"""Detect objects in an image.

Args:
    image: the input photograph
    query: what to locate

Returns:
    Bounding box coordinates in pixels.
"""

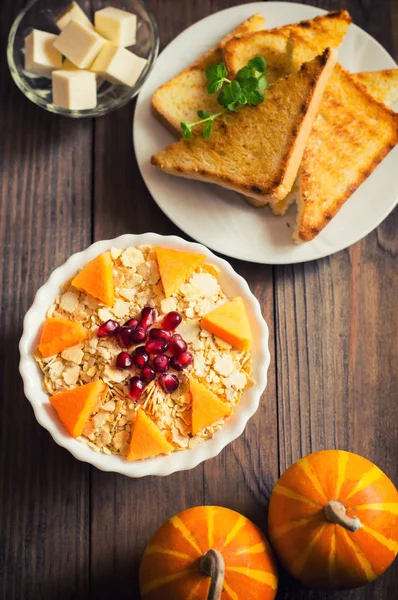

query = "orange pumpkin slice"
[201,297,252,351]
[38,316,88,358]
[154,247,206,297]
[50,380,107,437]
[127,409,174,461]
[202,263,221,277]
[190,377,232,435]
[71,251,115,306]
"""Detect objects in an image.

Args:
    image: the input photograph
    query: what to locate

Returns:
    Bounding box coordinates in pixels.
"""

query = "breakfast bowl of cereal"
[19,233,270,477]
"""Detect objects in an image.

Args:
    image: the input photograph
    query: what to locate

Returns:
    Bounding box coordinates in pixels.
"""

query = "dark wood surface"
[1,0,397,598]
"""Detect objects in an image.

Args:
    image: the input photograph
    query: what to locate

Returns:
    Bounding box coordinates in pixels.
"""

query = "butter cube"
[56,1,93,31]
[24,29,62,77]
[52,70,97,110]
[62,58,104,88]
[94,7,136,47]
[61,58,80,71]
[53,19,106,68]
[91,43,147,87]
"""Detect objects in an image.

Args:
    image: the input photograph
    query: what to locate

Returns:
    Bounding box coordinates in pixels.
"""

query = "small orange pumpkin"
[139,506,278,600]
[268,450,398,589]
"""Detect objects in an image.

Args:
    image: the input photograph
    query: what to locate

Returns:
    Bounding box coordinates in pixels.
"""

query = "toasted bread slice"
[294,64,398,242]
[151,49,337,204]
[286,10,351,72]
[272,68,398,216]
[223,30,290,82]
[351,70,398,106]
[224,10,351,77]
[152,14,265,137]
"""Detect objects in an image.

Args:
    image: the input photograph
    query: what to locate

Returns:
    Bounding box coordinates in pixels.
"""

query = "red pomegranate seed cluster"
[97,307,193,400]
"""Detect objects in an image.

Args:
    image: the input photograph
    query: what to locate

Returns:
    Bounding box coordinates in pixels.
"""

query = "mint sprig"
[181,56,267,140]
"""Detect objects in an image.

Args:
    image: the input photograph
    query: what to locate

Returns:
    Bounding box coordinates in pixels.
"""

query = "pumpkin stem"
[324,500,362,532]
[200,549,225,600]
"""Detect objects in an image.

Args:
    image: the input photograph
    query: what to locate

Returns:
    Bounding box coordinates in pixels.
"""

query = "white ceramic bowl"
[19,233,270,477]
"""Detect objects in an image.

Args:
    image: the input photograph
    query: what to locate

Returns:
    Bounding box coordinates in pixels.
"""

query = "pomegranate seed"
[158,373,179,393]
[139,306,156,329]
[171,352,193,370]
[130,326,147,344]
[178,351,193,367]
[169,356,183,371]
[124,318,139,331]
[141,367,156,383]
[145,338,168,355]
[116,352,133,369]
[169,334,187,356]
[149,328,170,341]
[128,376,145,400]
[132,347,149,369]
[162,311,182,331]
[97,319,119,338]
[118,326,134,347]
[153,354,170,373]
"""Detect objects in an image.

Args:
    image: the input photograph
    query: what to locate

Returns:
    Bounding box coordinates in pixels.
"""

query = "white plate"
[19,233,270,477]
[133,1,398,264]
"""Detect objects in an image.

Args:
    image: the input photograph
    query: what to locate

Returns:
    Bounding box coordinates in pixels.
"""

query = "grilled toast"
[267,66,398,217]
[224,10,351,77]
[293,62,398,242]
[272,68,398,217]
[351,70,398,106]
[151,14,265,137]
[270,33,398,219]
[151,50,337,204]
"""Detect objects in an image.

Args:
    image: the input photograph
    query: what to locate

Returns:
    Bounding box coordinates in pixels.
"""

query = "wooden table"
[1,0,397,598]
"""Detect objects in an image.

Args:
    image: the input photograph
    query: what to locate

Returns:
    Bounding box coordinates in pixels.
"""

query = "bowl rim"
[19,233,271,477]
[7,0,160,118]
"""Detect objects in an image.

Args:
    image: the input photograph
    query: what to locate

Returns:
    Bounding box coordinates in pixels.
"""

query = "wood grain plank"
[274,1,398,598]
[203,260,278,535]
[0,2,92,598]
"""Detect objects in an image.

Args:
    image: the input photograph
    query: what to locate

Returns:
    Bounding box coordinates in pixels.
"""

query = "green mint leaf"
[205,62,228,82]
[217,80,241,107]
[242,77,259,92]
[197,109,210,119]
[238,90,247,105]
[248,56,266,72]
[205,64,221,82]
[181,122,192,139]
[217,62,228,79]
[217,86,230,107]
[236,65,251,81]
[208,79,224,95]
[203,120,213,140]
[247,89,264,105]
[229,80,241,102]
[227,102,238,111]
[257,75,267,90]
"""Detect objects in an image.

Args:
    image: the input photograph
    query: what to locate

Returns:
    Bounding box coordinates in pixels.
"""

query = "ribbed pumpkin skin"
[139,506,278,600]
[268,450,398,589]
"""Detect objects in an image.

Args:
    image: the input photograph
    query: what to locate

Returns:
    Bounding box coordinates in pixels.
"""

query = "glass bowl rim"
[7,0,160,118]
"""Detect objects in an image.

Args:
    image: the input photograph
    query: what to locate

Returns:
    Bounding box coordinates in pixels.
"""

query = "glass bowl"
[7,0,159,117]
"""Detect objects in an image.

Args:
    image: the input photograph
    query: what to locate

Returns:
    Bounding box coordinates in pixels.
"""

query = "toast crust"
[151,14,265,137]
[276,48,337,200]
[151,49,337,204]
[224,10,351,77]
